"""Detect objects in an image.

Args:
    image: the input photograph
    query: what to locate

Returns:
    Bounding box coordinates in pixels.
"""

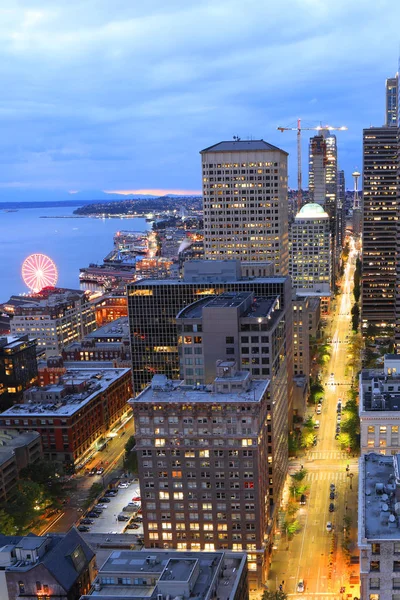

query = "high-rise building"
[289,203,331,299]
[386,74,398,126]
[127,259,293,417]
[337,169,346,250]
[361,127,398,332]
[0,335,38,405]
[175,291,288,506]
[308,135,327,204]
[7,288,96,358]
[200,140,289,275]
[130,364,273,588]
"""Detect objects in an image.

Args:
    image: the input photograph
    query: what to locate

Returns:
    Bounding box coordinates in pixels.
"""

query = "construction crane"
[277,119,348,213]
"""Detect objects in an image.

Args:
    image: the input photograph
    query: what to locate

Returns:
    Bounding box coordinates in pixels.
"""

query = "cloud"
[0,0,397,193]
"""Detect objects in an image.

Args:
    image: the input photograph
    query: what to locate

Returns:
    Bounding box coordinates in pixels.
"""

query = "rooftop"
[131,375,269,405]
[0,367,130,418]
[87,317,129,340]
[176,291,279,321]
[296,202,329,219]
[200,139,287,154]
[0,430,40,465]
[128,275,287,289]
[359,453,400,542]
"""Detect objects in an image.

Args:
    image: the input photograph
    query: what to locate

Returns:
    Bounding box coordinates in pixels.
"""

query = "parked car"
[132,496,141,502]
[80,518,94,525]
[87,511,100,518]
[78,525,90,532]
[316,406,322,415]
[336,425,341,434]
[314,420,320,429]
[329,491,335,500]
[105,490,118,496]
[330,483,335,491]
[297,580,305,593]
[337,415,342,423]
[127,523,140,529]
[132,516,143,522]
[300,494,306,505]
[100,497,111,503]
[97,503,108,509]
[97,467,104,474]
[118,514,130,521]
[326,522,333,532]
[329,503,335,512]
[118,482,129,489]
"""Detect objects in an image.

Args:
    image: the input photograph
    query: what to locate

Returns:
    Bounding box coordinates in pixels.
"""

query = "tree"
[262,591,288,600]
[5,480,50,532]
[0,509,17,535]
[303,416,315,430]
[20,459,62,485]
[301,430,315,449]
[291,468,307,482]
[351,303,360,332]
[124,435,138,474]
[84,482,104,509]
[282,519,300,538]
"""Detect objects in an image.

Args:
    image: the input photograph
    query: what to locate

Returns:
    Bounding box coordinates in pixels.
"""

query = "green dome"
[296,203,329,218]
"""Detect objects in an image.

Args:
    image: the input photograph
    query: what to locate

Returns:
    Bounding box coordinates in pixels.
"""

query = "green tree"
[291,468,307,482]
[262,591,288,600]
[282,519,301,538]
[351,303,360,332]
[0,509,17,534]
[124,435,138,474]
[84,482,104,509]
[301,430,315,449]
[5,480,49,532]
[303,416,315,430]
[20,459,62,485]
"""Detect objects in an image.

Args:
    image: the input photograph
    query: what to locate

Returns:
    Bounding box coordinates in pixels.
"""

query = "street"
[268,238,360,598]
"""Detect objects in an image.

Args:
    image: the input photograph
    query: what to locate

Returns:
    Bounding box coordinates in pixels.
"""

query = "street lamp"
[349,473,354,490]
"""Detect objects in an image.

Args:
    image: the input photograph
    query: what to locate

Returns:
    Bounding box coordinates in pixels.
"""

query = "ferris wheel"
[22,253,58,293]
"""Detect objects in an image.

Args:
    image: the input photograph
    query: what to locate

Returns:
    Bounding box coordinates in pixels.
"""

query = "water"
[0,207,150,301]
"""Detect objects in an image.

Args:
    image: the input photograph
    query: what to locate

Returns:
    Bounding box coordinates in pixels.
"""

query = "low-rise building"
[0,429,42,502]
[130,363,276,589]
[62,317,131,367]
[0,528,96,600]
[7,288,96,358]
[93,292,128,327]
[0,335,38,404]
[80,549,248,600]
[359,355,400,454]
[0,367,132,469]
[358,452,400,600]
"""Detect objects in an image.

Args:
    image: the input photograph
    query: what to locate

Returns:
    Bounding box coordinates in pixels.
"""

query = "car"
[127,523,140,529]
[105,490,118,496]
[329,491,335,500]
[326,521,333,532]
[330,483,335,491]
[330,373,334,378]
[312,436,317,446]
[132,516,143,522]
[90,468,97,475]
[80,518,94,525]
[297,580,305,593]
[128,502,140,507]
[314,420,320,429]
[97,503,108,509]
[336,425,341,433]
[300,494,306,505]
[316,406,322,415]
[118,514,130,521]
[335,433,339,440]
[329,503,335,512]
[78,525,90,532]
[87,511,100,518]
[118,482,129,489]
[132,496,141,502]
[97,467,105,474]
[133,478,139,482]
[100,497,111,503]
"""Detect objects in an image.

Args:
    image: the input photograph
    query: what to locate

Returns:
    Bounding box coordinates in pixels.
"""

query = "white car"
[326,521,333,532]
[297,580,305,593]
[118,482,129,489]
[316,406,322,415]
[97,503,108,509]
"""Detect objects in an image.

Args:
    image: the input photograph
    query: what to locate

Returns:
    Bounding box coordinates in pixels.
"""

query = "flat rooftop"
[359,453,400,541]
[86,318,129,340]
[129,276,287,288]
[132,377,269,405]
[361,369,400,411]
[0,368,130,418]
[200,139,287,154]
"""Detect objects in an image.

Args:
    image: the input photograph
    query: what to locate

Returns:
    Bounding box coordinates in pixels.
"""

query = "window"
[372,543,381,554]
[36,582,42,591]
[393,578,400,590]
[395,543,400,554]
[18,582,25,594]
[395,561,400,572]
[369,595,379,600]
[370,578,380,590]
[370,561,380,572]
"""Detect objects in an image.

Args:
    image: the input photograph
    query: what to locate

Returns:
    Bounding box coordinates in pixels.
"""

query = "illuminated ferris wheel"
[22,253,58,293]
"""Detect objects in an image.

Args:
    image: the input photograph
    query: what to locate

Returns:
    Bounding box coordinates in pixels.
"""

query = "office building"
[201,140,289,275]
[337,168,346,251]
[359,355,400,454]
[80,549,248,600]
[358,452,400,600]
[289,203,331,299]
[62,317,131,367]
[361,127,398,332]
[0,335,38,404]
[93,292,128,327]
[0,430,42,502]
[130,364,273,588]
[8,288,96,358]
[127,259,293,417]
[0,367,132,469]
[176,292,288,504]
[0,528,95,600]
[291,297,311,378]
[386,74,398,126]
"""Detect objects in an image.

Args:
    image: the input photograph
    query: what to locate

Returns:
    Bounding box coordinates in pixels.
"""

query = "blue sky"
[0,0,398,198]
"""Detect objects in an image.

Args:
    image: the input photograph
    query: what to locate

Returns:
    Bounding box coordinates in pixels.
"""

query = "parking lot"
[78,481,143,535]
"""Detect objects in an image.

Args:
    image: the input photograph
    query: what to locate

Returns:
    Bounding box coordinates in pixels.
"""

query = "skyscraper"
[337,169,346,250]
[361,126,398,332]
[201,140,289,275]
[386,74,398,127]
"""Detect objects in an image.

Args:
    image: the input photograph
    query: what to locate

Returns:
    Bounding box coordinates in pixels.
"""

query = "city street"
[268,238,360,598]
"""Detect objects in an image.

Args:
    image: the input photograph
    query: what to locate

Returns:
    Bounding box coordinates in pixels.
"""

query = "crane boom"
[277,121,348,213]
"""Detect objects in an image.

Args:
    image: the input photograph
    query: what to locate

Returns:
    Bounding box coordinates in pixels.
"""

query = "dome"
[296,202,329,219]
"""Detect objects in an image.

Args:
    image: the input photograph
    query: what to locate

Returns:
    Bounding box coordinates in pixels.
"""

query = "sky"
[0,0,399,199]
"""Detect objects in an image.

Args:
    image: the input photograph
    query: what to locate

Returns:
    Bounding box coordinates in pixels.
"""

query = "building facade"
[337,168,346,251]
[80,549,248,600]
[130,366,274,589]
[361,127,398,332]
[93,292,128,327]
[9,288,96,358]
[289,203,331,297]
[386,75,398,127]
[0,367,132,469]
[358,452,400,600]
[0,430,42,502]
[0,529,95,600]
[0,335,38,404]
[127,259,293,418]
[201,140,289,275]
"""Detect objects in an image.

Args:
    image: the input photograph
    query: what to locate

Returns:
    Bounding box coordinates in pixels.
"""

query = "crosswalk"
[306,471,348,482]
[307,451,351,460]
[287,595,343,599]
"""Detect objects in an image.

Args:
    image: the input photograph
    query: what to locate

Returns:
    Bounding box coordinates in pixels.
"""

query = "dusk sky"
[0,0,399,199]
